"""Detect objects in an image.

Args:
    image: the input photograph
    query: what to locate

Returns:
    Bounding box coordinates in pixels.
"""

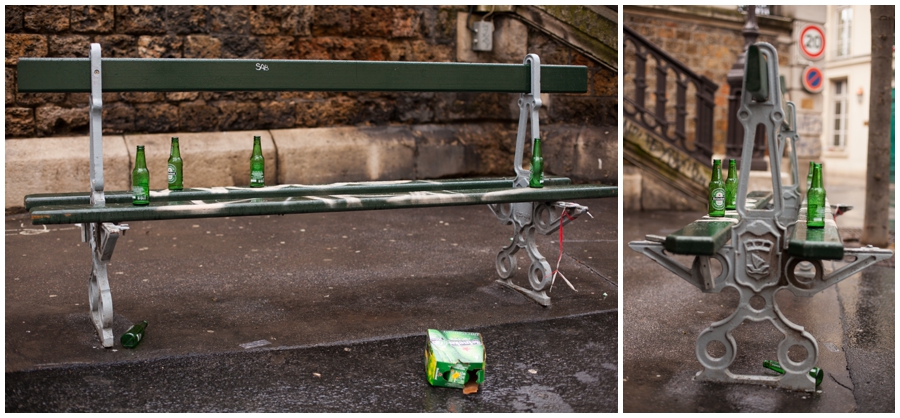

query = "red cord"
[551,210,575,279]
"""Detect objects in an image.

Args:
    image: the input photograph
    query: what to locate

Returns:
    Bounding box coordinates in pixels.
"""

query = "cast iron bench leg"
[490,201,589,306]
[83,222,128,347]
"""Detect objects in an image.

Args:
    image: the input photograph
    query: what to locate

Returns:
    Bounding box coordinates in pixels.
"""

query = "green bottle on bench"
[167,137,183,191]
[708,159,725,217]
[725,159,738,210]
[807,163,825,228]
[250,135,265,188]
[529,137,544,188]
[132,145,150,206]
[806,161,815,190]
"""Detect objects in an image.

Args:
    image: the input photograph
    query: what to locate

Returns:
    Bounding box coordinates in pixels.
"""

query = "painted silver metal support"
[512,54,542,188]
[488,53,583,306]
[778,102,801,225]
[89,43,105,207]
[627,240,733,293]
[88,222,128,347]
[628,42,893,393]
[490,201,590,306]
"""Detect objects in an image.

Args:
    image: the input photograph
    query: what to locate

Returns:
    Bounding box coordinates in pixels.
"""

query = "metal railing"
[624,25,718,167]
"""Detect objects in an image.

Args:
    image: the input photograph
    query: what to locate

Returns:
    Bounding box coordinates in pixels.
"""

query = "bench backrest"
[17,58,587,94]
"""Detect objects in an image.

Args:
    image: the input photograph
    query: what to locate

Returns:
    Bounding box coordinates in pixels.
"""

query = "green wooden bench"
[18,43,617,347]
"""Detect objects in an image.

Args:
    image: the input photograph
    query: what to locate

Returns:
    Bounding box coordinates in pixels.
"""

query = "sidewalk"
[5,198,617,412]
[623,206,894,412]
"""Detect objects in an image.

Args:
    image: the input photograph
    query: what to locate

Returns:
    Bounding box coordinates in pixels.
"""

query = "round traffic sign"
[801,66,824,94]
[799,24,825,60]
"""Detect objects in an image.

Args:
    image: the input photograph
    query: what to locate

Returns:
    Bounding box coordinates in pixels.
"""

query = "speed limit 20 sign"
[799,24,825,60]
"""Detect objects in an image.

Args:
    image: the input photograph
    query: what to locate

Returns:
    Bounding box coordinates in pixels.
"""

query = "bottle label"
[132,186,148,202]
[168,164,176,184]
[711,188,726,210]
[251,170,264,184]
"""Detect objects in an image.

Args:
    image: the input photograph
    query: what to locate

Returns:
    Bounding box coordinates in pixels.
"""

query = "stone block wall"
[6,5,616,147]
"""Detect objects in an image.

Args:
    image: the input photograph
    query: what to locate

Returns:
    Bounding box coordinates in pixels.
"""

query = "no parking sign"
[801,66,824,94]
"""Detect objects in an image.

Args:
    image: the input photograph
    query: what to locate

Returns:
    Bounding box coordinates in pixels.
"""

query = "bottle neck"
[253,138,262,155]
[135,148,147,168]
[812,164,823,188]
[532,138,542,156]
[728,161,737,176]
[170,140,180,158]
[711,161,722,181]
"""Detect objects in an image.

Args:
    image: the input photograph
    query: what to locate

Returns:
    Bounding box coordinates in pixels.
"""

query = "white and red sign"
[801,66,824,94]
[799,24,825,60]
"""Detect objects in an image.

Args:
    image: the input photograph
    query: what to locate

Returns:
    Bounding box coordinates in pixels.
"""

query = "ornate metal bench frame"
[628,43,892,392]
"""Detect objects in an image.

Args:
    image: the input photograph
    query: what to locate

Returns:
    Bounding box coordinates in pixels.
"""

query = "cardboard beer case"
[424,329,485,393]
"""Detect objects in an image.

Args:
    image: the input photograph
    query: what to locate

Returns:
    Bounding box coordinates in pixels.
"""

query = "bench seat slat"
[25,176,572,210]
[663,193,772,256]
[664,217,738,256]
[788,198,843,260]
[17,58,587,94]
[30,184,617,225]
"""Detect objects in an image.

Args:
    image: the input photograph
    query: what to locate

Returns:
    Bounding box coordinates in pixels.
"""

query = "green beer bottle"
[121,320,148,348]
[132,145,150,205]
[167,137,183,191]
[806,161,815,190]
[763,359,823,387]
[528,137,544,188]
[250,136,265,188]
[725,159,738,210]
[807,163,825,228]
[708,159,726,217]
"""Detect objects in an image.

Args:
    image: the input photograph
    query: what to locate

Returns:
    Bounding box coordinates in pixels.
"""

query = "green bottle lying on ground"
[121,321,148,348]
[708,159,725,217]
[132,145,150,206]
[763,359,823,387]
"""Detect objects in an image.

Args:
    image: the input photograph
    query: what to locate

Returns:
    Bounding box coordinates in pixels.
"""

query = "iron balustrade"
[624,25,718,167]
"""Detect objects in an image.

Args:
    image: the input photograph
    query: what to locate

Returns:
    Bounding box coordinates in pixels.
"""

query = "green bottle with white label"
[708,159,725,217]
[250,136,265,188]
[132,145,150,205]
[167,137,183,191]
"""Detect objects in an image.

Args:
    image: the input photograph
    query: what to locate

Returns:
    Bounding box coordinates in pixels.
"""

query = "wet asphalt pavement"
[5,198,617,412]
[623,208,894,413]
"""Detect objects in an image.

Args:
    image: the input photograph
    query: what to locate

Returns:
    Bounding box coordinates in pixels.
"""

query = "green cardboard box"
[425,329,485,391]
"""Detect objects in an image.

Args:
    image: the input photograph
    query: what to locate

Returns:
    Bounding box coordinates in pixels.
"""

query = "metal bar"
[624,26,717,90]
[31,184,618,225]
[512,54,542,188]
[17,58,587,94]
[88,44,105,207]
[25,176,574,210]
